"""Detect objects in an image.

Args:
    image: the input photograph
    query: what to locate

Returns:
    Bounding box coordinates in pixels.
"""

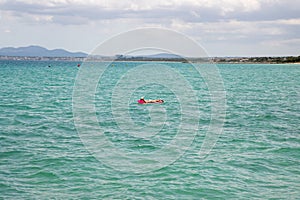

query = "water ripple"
[0,62,299,199]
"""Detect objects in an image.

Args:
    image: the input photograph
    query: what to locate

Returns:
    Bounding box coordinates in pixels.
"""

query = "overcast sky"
[0,0,299,56]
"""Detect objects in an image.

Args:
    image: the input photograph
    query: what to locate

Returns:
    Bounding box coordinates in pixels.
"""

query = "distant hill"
[140,53,182,59]
[0,45,87,57]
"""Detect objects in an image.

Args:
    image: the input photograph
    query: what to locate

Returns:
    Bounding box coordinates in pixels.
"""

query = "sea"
[0,60,299,199]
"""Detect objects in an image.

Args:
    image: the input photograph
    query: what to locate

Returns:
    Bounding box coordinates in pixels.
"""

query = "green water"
[0,61,299,199]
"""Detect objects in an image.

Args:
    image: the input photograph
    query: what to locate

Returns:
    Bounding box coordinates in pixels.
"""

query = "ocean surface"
[0,60,299,199]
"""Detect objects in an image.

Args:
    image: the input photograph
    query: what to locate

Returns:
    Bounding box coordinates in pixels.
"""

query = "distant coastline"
[0,45,299,64]
[1,55,300,64]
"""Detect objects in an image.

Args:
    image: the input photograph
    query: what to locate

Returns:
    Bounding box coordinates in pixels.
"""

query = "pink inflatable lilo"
[137,97,164,104]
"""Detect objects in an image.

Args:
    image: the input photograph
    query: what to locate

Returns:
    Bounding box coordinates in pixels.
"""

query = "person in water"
[139,97,164,104]
[139,97,146,103]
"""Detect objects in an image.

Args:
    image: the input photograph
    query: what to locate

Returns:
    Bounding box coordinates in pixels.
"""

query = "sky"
[0,0,299,57]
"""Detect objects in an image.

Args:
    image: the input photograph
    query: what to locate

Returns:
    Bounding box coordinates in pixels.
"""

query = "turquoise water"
[0,60,299,199]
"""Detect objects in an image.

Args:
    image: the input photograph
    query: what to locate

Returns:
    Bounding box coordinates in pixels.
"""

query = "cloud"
[0,0,299,56]
[0,0,279,24]
[1,0,299,28]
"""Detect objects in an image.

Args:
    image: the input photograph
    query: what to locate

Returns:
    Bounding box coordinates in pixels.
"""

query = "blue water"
[0,60,299,199]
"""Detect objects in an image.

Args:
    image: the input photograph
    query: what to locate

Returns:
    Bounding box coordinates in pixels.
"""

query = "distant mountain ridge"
[132,53,182,59]
[0,45,87,57]
[0,46,182,58]
[147,53,182,58]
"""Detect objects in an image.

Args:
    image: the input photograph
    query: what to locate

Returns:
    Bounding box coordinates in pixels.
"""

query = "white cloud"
[0,0,263,16]
[1,0,297,26]
[277,18,300,25]
[261,38,300,49]
[0,0,299,56]
[174,19,287,39]
[208,0,261,14]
